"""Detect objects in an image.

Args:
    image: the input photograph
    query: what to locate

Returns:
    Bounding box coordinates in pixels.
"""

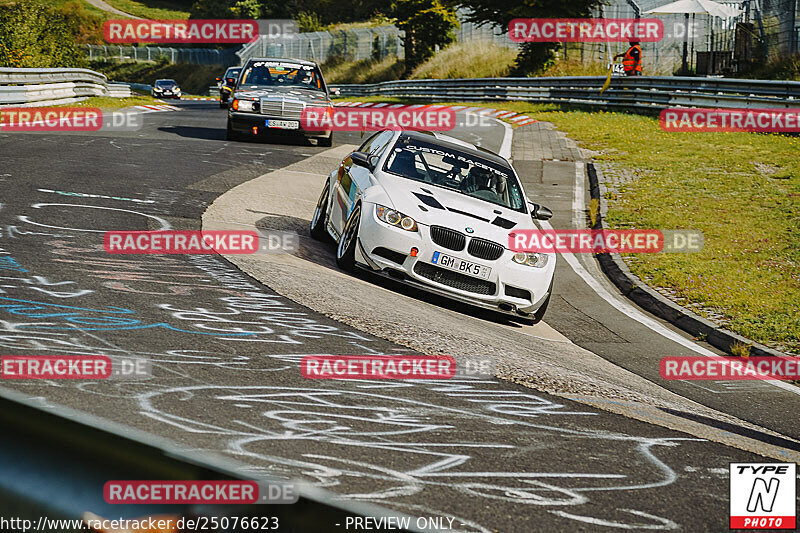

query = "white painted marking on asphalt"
[497,117,513,160]
[550,509,679,530]
[541,161,800,396]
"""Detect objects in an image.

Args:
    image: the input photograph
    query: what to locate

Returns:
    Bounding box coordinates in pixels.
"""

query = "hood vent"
[446,207,490,223]
[412,192,445,210]
[491,216,517,229]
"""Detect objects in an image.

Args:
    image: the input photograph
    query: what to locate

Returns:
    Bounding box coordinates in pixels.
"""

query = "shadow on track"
[158,126,321,147]
[251,210,532,328]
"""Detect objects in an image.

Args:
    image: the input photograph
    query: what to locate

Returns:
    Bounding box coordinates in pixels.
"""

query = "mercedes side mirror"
[529,203,553,221]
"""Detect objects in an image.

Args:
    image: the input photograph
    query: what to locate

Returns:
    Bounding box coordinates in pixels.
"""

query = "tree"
[0,0,85,68]
[388,0,458,73]
[457,0,603,74]
[190,0,260,19]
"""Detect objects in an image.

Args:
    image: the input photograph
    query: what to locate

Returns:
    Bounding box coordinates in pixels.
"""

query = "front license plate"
[265,119,299,130]
[431,251,491,280]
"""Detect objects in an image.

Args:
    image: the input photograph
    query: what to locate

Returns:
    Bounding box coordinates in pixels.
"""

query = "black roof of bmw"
[398,130,510,167]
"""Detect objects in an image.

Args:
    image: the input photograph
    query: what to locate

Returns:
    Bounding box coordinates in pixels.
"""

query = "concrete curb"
[587,162,788,358]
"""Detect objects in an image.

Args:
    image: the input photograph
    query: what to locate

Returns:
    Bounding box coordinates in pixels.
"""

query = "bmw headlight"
[512,252,548,268]
[376,205,418,232]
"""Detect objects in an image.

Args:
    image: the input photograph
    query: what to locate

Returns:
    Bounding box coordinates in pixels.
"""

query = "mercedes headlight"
[376,205,417,232]
[234,99,255,112]
[512,252,548,268]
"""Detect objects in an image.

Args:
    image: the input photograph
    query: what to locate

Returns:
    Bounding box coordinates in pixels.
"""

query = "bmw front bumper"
[354,203,555,316]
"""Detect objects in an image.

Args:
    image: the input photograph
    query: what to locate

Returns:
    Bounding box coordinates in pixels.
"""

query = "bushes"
[741,53,800,81]
[60,0,106,45]
[0,0,85,67]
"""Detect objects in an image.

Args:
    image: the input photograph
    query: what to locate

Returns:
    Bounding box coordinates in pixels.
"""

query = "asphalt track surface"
[0,100,793,532]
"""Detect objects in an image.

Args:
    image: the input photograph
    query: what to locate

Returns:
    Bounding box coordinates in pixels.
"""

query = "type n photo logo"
[730,463,796,529]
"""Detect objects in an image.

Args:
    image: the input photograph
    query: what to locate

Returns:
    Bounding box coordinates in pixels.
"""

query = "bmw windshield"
[238,60,325,92]
[383,136,526,212]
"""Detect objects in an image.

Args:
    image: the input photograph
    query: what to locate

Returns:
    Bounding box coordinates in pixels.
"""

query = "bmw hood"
[378,179,533,246]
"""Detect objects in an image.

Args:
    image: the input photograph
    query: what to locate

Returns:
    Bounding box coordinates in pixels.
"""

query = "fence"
[0,67,130,106]
[85,45,239,66]
[336,75,800,111]
[236,26,404,64]
[543,0,799,75]
[452,2,799,76]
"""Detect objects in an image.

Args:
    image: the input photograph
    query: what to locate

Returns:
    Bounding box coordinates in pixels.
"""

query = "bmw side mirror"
[350,151,373,169]
[530,203,553,221]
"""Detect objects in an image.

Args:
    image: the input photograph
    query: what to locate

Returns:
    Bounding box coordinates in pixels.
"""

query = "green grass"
[69,94,159,108]
[335,97,800,353]
[100,0,190,19]
[45,0,112,18]
[322,41,517,84]
[410,41,517,79]
[322,56,405,85]
[89,58,220,95]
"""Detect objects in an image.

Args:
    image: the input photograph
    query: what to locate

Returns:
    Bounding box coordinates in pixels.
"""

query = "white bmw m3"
[310,130,556,322]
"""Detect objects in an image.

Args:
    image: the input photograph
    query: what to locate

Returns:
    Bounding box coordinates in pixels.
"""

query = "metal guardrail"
[0,68,131,106]
[336,76,800,111]
[107,82,133,98]
[0,388,420,532]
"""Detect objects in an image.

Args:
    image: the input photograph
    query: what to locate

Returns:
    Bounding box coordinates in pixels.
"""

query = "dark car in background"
[216,66,242,109]
[151,79,181,99]
[226,58,333,146]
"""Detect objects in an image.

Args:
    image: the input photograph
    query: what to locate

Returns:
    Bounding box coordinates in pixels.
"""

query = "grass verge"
[335,96,800,353]
[410,41,517,79]
[322,56,405,85]
[68,94,159,108]
[100,0,190,19]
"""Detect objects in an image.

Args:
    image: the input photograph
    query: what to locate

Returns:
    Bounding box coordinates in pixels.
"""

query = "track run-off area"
[1,100,798,532]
